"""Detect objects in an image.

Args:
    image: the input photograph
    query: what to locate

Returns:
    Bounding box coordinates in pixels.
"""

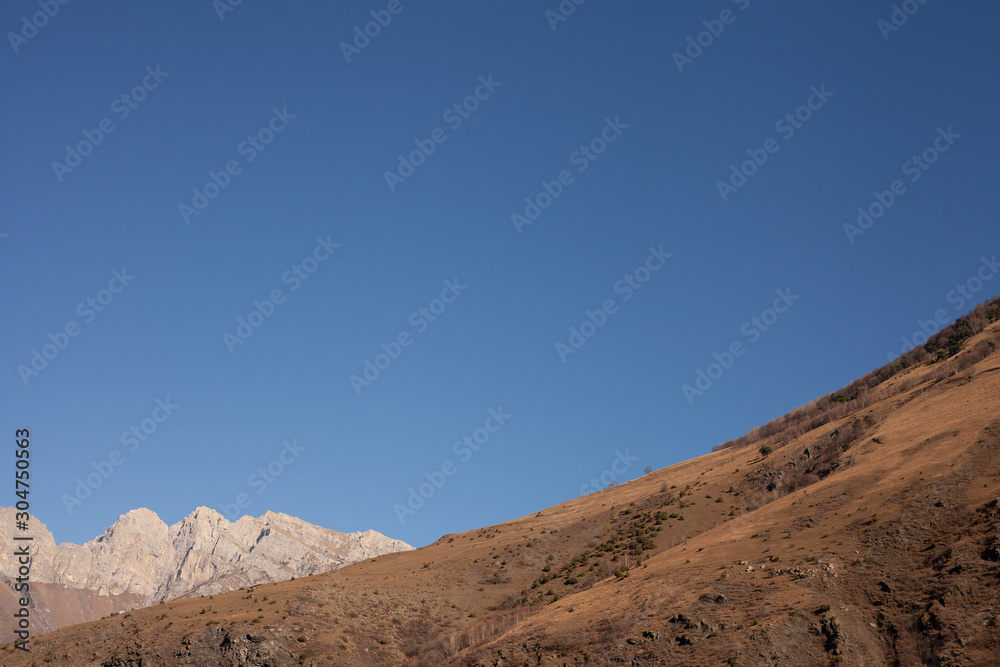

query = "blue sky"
[2,0,998,549]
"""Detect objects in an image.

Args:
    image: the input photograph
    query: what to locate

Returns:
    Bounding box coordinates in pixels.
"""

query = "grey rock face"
[0,506,411,606]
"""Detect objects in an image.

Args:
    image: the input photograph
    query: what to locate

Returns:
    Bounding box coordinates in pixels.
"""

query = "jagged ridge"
[0,506,411,639]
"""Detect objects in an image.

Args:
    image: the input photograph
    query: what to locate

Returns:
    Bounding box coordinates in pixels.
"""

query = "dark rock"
[820,617,842,654]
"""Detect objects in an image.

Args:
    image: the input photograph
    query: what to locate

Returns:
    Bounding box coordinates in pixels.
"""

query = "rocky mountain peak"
[0,506,412,640]
[188,506,225,521]
[98,507,169,544]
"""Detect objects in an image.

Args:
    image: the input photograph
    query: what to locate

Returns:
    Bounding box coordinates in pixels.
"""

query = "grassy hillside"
[5,304,1000,666]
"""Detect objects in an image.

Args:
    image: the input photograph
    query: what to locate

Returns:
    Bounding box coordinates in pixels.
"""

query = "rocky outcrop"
[0,506,411,637]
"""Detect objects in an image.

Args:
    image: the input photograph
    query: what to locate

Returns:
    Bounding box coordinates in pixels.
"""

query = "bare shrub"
[956,340,994,372]
[712,296,1000,456]
[479,571,511,585]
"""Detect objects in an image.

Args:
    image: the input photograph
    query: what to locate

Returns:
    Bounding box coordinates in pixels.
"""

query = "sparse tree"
[759,445,773,458]
[643,465,653,475]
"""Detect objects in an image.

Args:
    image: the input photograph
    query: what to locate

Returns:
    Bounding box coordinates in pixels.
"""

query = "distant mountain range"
[0,506,411,641]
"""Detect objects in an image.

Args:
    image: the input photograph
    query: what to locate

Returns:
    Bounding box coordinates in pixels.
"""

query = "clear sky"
[2,0,998,549]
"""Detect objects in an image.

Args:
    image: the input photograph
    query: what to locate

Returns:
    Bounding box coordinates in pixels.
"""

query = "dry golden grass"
[4,321,1000,666]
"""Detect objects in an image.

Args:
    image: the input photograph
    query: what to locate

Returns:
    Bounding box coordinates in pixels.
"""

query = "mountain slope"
[4,318,1000,666]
